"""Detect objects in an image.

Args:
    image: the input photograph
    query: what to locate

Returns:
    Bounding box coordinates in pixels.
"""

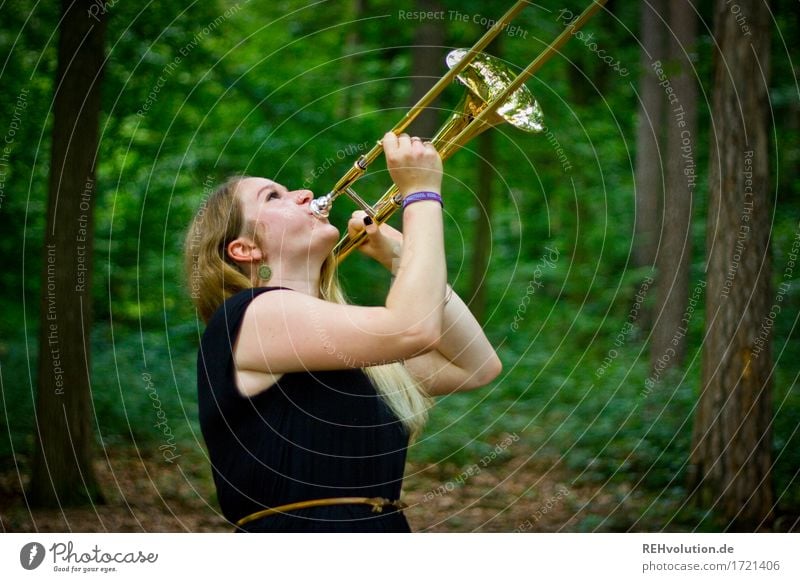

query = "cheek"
[260,209,295,232]
[274,206,303,225]
[260,212,308,250]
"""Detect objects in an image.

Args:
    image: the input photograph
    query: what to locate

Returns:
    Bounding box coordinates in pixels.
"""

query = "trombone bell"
[307,0,608,259]
[445,48,544,138]
[330,49,545,261]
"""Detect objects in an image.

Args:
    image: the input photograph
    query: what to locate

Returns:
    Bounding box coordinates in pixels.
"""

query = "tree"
[689,0,773,530]
[467,131,494,323]
[408,0,446,140]
[633,0,665,272]
[650,0,698,372]
[29,0,107,507]
[338,0,366,120]
[465,31,504,323]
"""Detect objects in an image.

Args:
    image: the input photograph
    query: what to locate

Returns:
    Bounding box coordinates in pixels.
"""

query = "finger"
[353,208,377,231]
[423,141,442,165]
[383,131,399,155]
[422,140,438,153]
[362,214,378,235]
[397,133,412,150]
[347,213,366,228]
[347,212,378,236]
[347,212,368,236]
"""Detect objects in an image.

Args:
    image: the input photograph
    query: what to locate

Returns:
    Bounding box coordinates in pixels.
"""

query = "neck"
[251,257,325,298]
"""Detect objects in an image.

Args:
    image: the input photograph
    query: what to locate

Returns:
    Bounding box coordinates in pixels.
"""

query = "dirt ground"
[0,443,787,533]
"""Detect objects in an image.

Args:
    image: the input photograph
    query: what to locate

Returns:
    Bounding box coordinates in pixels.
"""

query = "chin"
[311,223,341,253]
[318,221,340,240]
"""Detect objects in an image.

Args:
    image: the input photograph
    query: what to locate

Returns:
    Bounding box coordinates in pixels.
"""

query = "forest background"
[0,0,797,532]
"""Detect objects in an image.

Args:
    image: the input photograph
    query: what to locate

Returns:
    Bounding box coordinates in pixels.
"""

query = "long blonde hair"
[184,176,432,439]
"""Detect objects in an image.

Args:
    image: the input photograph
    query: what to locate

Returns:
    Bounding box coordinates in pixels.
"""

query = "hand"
[347,211,403,271]
[382,132,443,198]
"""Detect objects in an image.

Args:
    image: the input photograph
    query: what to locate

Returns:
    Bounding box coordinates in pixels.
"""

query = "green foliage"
[1,0,798,529]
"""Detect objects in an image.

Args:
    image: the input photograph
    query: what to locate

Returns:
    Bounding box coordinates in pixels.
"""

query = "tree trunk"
[689,0,773,530]
[29,0,107,507]
[338,0,366,119]
[633,0,665,271]
[650,0,697,373]
[467,131,494,323]
[408,0,445,139]
[466,32,504,323]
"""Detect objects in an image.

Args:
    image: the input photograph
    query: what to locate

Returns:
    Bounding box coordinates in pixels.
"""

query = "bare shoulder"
[231,290,298,397]
[231,287,436,379]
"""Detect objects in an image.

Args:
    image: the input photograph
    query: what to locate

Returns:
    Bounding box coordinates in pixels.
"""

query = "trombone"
[309,0,609,261]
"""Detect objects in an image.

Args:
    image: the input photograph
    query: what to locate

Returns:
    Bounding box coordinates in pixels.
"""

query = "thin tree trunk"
[650,0,697,373]
[633,0,665,272]
[689,0,773,530]
[338,0,366,119]
[468,131,494,323]
[466,32,504,323]
[29,0,107,507]
[409,0,444,139]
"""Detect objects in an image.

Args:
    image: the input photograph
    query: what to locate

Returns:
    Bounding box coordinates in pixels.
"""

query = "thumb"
[347,211,378,238]
[362,214,378,236]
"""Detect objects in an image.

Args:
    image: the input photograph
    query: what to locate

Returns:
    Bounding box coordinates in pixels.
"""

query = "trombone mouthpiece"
[310,193,333,218]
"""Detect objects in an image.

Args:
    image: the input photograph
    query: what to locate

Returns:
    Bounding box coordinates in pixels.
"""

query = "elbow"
[487,354,503,383]
[470,353,503,389]
[404,319,442,356]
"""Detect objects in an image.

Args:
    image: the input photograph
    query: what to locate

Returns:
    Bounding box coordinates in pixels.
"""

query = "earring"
[257,263,272,282]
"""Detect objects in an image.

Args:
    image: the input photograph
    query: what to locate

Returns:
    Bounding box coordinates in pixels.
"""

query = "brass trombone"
[309,0,609,261]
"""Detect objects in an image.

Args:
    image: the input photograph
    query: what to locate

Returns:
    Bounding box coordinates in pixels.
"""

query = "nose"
[294,189,313,205]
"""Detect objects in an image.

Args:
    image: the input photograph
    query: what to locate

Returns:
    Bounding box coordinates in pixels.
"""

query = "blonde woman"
[185,133,502,532]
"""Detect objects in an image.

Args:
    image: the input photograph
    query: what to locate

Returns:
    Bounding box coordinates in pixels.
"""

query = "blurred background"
[0,0,797,532]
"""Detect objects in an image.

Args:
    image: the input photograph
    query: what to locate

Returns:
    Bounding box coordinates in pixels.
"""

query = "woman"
[185,133,502,532]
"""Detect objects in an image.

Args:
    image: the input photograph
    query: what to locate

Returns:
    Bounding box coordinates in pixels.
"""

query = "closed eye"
[258,188,279,201]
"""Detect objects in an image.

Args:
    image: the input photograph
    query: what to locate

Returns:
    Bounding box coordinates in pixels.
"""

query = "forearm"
[385,203,446,335]
[436,284,501,379]
[380,235,494,375]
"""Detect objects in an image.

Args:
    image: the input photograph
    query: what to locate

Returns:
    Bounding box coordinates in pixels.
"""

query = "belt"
[236,497,408,528]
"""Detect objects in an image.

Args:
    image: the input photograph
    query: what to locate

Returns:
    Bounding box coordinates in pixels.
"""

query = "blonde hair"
[185,176,432,440]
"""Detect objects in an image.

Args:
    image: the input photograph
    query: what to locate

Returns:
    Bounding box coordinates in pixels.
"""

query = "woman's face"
[235,177,340,261]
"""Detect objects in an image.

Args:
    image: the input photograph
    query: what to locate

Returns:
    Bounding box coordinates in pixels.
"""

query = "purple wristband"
[402,191,443,209]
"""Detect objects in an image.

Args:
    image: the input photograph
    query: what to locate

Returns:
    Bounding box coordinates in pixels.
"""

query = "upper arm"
[403,349,503,396]
[233,290,438,375]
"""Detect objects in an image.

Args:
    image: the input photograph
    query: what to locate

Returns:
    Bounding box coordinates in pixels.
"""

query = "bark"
[689,0,773,530]
[29,0,107,507]
[633,0,665,271]
[338,0,366,119]
[408,0,445,139]
[467,131,494,323]
[650,0,698,372]
[465,33,504,322]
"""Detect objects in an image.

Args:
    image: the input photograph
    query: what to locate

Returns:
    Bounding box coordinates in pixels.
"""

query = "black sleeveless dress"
[197,287,412,532]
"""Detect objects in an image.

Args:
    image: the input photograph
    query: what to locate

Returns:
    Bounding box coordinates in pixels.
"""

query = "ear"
[226,237,264,266]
